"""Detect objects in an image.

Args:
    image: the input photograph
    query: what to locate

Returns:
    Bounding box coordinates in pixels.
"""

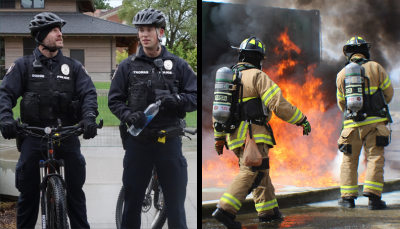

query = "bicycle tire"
[115,185,167,229]
[47,176,69,229]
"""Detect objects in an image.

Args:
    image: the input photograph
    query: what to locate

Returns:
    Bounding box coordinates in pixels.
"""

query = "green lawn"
[93,82,111,89]
[13,96,197,127]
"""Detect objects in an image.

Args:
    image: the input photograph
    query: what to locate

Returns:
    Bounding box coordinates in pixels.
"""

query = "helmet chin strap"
[156,28,162,52]
[35,31,58,53]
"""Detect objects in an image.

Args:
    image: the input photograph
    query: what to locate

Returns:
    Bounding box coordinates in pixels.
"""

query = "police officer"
[212,37,311,228]
[108,9,197,229]
[0,12,98,228]
[336,36,393,210]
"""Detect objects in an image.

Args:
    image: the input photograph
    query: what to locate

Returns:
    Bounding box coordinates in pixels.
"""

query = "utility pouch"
[157,125,183,138]
[376,124,390,147]
[338,128,354,154]
[52,91,60,112]
[69,98,81,123]
[129,81,149,112]
[119,122,128,150]
[242,98,266,120]
[59,92,68,112]
[21,92,40,124]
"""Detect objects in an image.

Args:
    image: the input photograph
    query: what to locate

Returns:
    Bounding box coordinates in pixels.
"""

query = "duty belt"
[131,125,183,142]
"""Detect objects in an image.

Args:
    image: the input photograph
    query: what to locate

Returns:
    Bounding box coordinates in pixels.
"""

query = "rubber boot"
[363,192,387,210]
[338,198,355,208]
[259,207,284,223]
[212,207,242,229]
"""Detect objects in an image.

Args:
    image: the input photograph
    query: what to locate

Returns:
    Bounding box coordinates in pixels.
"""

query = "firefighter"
[212,37,311,228]
[336,36,394,210]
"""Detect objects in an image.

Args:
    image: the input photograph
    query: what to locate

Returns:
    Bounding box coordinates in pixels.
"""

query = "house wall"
[4,36,116,82]
[106,14,123,23]
[0,0,77,12]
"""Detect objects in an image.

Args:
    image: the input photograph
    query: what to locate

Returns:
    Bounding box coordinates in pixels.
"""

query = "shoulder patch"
[82,66,90,77]
[6,63,15,75]
[187,63,196,75]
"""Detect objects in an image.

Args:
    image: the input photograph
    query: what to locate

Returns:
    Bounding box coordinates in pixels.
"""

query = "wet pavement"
[202,190,400,228]
[0,127,197,229]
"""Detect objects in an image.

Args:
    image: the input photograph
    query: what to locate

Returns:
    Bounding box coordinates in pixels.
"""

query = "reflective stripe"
[340,185,358,193]
[261,84,280,106]
[287,108,303,124]
[364,86,378,95]
[343,116,388,128]
[255,199,278,212]
[337,89,345,101]
[364,180,383,191]
[220,193,242,210]
[214,129,227,138]
[249,39,256,45]
[239,97,257,103]
[380,76,391,90]
[227,121,248,150]
[253,134,273,145]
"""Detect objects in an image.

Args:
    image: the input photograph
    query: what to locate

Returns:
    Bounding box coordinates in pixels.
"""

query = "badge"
[82,66,90,76]
[61,64,70,75]
[164,60,173,70]
[6,63,15,75]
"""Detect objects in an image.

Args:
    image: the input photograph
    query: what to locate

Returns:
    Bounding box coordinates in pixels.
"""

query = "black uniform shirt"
[0,48,98,122]
[108,46,197,124]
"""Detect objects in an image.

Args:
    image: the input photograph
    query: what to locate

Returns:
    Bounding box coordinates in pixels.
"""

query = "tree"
[116,50,129,64]
[94,0,113,10]
[118,0,197,52]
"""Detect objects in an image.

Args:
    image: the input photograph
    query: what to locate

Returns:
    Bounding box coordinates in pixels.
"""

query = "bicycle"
[115,126,197,229]
[15,117,103,229]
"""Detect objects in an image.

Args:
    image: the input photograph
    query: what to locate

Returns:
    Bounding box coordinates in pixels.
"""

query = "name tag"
[162,71,173,75]
[133,71,149,74]
[57,75,70,80]
[31,74,45,78]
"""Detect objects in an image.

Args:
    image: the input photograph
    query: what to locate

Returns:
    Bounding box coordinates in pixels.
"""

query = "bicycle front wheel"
[47,176,69,229]
[115,183,167,229]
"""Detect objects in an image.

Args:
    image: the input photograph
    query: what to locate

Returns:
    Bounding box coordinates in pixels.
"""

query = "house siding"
[4,36,116,81]
[0,0,77,12]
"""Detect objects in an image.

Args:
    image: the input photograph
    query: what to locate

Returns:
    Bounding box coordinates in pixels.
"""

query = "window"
[0,38,5,79]
[23,38,36,56]
[70,50,85,66]
[0,0,15,9]
[21,0,45,9]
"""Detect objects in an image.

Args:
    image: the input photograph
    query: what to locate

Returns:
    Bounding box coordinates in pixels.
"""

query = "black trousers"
[15,136,90,229]
[121,136,188,229]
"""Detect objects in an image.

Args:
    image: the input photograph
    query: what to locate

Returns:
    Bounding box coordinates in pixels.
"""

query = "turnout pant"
[338,122,390,198]
[121,136,188,229]
[218,143,278,216]
[16,136,89,229]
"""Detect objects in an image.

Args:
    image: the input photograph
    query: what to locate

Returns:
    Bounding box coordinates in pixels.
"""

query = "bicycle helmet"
[343,36,371,59]
[231,37,267,60]
[29,12,66,37]
[132,9,166,29]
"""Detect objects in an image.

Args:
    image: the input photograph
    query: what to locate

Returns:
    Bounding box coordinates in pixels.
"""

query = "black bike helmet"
[343,36,371,57]
[29,12,66,37]
[231,37,267,60]
[132,8,166,29]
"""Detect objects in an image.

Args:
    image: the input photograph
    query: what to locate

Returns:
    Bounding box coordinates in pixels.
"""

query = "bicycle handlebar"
[183,128,197,135]
[16,117,103,137]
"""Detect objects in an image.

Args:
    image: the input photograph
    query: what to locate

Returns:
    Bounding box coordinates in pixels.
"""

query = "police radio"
[212,67,241,133]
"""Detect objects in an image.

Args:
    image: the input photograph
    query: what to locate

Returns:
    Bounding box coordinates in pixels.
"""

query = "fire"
[203,28,343,189]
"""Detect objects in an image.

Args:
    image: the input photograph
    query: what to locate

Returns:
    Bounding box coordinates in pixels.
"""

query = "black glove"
[297,117,311,136]
[1,117,17,140]
[127,111,146,129]
[83,115,97,139]
[161,94,181,109]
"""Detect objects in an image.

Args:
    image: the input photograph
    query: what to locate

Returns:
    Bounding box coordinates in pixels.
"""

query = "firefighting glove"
[0,117,17,140]
[215,139,226,155]
[161,94,181,110]
[83,114,97,139]
[127,111,146,129]
[297,117,311,136]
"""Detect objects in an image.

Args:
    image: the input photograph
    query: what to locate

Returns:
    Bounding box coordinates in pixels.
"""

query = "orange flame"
[203,28,342,189]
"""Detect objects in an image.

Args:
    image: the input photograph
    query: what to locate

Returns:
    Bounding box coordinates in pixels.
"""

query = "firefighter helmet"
[231,37,266,60]
[343,36,371,57]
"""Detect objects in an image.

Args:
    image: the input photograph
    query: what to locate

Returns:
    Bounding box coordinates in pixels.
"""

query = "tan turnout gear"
[215,63,306,215]
[336,54,394,198]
